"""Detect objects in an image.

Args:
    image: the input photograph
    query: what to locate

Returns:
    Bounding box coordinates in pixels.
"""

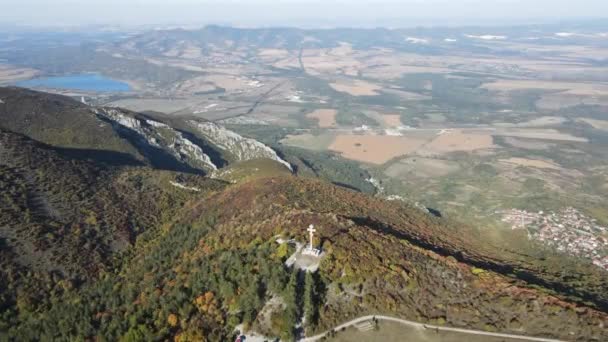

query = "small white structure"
[354,125,370,132]
[384,129,403,136]
[437,129,453,135]
[302,224,322,256]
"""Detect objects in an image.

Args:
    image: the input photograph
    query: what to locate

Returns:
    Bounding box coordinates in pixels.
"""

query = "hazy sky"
[2,0,608,28]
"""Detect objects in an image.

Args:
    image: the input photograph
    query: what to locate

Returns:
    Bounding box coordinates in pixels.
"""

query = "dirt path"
[300,315,565,342]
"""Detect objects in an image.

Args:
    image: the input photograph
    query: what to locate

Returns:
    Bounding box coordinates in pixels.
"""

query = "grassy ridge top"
[0,87,140,156]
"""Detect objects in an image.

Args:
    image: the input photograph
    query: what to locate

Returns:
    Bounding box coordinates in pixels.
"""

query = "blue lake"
[16,74,131,92]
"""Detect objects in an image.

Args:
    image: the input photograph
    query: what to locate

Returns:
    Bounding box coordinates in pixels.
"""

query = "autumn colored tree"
[167,314,179,327]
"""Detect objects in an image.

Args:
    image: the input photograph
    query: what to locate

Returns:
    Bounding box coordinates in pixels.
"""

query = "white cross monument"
[307,224,316,250]
[303,224,321,256]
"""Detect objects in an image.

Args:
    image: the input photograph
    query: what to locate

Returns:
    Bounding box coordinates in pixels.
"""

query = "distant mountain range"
[0,87,607,341]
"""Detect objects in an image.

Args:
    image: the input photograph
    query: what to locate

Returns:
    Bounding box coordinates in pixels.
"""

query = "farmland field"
[329,134,429,164]
[307,109,338,128]
[329,80,382,96]
[417,130,495,156]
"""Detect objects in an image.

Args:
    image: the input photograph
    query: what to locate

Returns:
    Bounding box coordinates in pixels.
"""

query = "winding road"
[300,315,565,342]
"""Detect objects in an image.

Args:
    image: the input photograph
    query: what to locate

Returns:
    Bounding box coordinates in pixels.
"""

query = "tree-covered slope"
[179,177,608,339]
[4,174,606,341]
[0,128,227,338]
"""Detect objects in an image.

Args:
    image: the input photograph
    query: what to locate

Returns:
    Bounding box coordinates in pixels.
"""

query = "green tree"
[277,243,289,260]
[239,276,262,324]
[282,270,300,341]
[303,271,317,328]
[120,324,153,342]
